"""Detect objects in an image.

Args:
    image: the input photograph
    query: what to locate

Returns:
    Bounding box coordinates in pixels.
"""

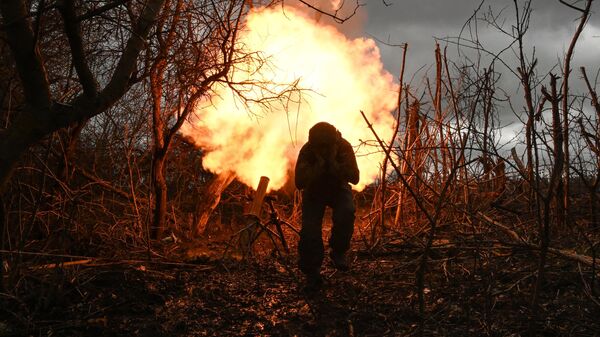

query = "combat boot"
[330,251,350,271]
[303,271,323,292]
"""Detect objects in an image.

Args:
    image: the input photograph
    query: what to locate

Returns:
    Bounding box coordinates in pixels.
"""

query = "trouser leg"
[329,185,355,255]
[298,194,326,275]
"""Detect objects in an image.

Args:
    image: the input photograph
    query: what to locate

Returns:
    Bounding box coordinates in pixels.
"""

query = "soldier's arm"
[336,139,360,185]
[294,145,324,189]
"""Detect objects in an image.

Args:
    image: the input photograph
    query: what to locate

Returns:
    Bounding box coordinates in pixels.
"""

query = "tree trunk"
[560,0,593,226]
[395,100,420,226]
[152,152,168,239]
[194,171,235,236]
[150,61,167,238]
[0,194,5,292]
[530,74,564,335]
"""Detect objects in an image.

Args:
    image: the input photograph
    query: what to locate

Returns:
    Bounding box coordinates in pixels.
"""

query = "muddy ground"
[2,212,600,337]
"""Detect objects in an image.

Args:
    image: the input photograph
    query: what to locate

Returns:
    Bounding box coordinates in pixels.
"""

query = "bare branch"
[77,0,129,21]
[97,0,166,111]
[0,0,52,111]
[58,0,99,97]
[581,66,600,115]
[296,0,360,24]
[559,0,586,12]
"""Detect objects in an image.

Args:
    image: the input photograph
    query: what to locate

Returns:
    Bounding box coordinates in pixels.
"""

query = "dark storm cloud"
[364,0,599,40]
[365,0,484,31]
[350,0,600,147]
[361,0,599,77]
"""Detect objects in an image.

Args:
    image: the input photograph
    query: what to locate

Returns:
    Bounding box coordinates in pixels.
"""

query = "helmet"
[308,122,339,145]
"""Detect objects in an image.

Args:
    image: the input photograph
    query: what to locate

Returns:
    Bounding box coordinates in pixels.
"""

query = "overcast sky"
[325,0,600,144]
[362,0,600,83]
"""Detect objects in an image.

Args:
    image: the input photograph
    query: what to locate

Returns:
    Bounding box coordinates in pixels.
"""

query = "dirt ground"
[2,215,600,337]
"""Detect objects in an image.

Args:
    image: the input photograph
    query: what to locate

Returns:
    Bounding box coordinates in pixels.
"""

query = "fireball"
[181,6,397,191]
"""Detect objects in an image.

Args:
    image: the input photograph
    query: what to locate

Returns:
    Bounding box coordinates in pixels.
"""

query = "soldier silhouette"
[294,122,359,290]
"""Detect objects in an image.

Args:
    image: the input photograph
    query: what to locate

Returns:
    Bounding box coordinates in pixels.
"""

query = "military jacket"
[294,137,359,195]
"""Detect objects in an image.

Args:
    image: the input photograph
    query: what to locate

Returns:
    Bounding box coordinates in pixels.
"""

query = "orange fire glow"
[181,6,398,191]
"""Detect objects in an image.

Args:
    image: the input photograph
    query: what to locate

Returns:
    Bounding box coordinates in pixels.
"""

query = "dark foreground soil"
[2,219,600,337]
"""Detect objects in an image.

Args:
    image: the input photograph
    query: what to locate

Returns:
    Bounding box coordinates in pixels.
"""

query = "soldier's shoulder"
[299,142,310,150]
[298,142,313,155]
[338,137,354,149]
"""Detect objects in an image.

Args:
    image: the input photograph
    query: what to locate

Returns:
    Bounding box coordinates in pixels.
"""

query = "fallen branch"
[478,212,599,270]
[0,250,215,270]
[31,259,92,270]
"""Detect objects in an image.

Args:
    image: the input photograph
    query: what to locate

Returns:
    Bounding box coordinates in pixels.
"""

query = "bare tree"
[0,0,168,291]
[145,0,249,238]
[0,0,167,190]
[558,0,593,225]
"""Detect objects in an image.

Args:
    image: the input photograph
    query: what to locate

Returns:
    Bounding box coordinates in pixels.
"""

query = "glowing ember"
[181,6,397,191]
